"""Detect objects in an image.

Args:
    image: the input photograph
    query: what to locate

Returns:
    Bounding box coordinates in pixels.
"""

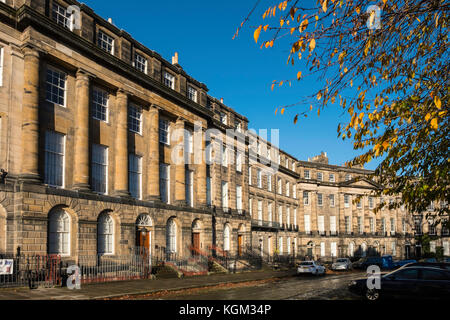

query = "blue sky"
[82,0,381,170]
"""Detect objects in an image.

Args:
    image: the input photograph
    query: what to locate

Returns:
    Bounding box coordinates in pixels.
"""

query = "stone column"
[73,69,92,191]
[21,46,41,182]
[174,117,186,205]
[195,126,207,207]
[145,105,160,201]
[113,89,130,197]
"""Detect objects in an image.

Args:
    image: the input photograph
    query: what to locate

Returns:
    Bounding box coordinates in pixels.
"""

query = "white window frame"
[159,119,170,145]
[167,219,177,253]
[220,112,227,125]
[369,197,375,209]
[236,152,242,172]
[318,216,325,234]
[206,176,212,206]
[329,174,335,182]
[187,85,198,103]
[164,72,175,89]
[128,104,143,135]
[52,2,74,31]
[329,194,335,207]
[304,215,311,234]
[92,87,109,123]
[185,130,193,154]
[128,154,142,200]
[134,52,148,74]
[236,185,242,212]
[223,224,231,252]
[222,181,229,210]
[48,209,70,256]
[285,181,290,197]
[221,144,228,167]
[318,193,323,206]
[97,29,115,54]
[331,242,337,257]
[268,175,272,192]
[185,169,194,207]
[344,194,350,208]
[0,46,3,87]
[320,242,326,257]
[303,191,309,205]
[317,172,323,181]
[46,66,67,107]
[44,130,66,188]
[304,170,310,179]
[330,216,336,234]
[160,164,170,204]
[257,200,263,222]
[98,213,114,255]
[91,144,108,195]
[257,169,262,188]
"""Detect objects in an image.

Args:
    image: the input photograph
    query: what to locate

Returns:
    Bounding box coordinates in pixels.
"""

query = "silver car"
[297,261,326,275]
[332,258,352,271]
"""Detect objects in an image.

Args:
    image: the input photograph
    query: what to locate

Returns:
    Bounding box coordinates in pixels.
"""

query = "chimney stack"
[172,52,179,65]
[108,18,113,24]
[220,98,224,104]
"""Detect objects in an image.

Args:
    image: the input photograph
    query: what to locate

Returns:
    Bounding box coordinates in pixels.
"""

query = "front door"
[137,228,151,255]
[405,245,411,259]
[192,233,200,255]
[238,235,243,256]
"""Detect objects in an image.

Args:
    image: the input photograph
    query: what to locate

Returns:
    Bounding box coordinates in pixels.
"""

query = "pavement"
[0,269,297,300]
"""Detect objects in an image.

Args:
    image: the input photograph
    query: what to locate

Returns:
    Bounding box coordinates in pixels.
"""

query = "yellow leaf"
[355,7,361,14]
[279,81,284,87]
[294,114,299,124]
[281,108,285,115]
[434,96,442,109]
[263,25,269,32]
[309,38,316,52]
[254,25,262,43]
[322,0,328,13]
[290,27,296,35]
[271,83,275,91]
[318,109,321,117]
[430,118,439,130]
[317,92,322,100]
[310,105,313,111]
[425,113,431,122]
[382,141,389,150]
[315,15,319,21]
[297,71,302,80]
[275,108,278,115]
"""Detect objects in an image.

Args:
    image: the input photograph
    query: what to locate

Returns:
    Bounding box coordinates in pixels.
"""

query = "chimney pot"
[220,98,224,103]
[172,52,179,65]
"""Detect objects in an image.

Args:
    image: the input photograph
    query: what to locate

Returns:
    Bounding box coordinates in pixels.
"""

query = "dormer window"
[97,30,114,54]
[187,86,198,103]
[134,53,148,74]
[345,174,352,181]
[164,72,175,89]
[235,120,242,132]
[52,3,74,31]
[220,112,227,125]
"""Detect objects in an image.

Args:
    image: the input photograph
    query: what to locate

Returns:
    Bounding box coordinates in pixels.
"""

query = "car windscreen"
[300,262,313,266]
[336,259,347,262]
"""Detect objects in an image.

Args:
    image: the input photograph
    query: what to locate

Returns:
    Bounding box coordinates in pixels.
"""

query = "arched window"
[98,213,114,255]
[223,224,231,252]
[361,243,367,257]
[348,242,355,257]
[48,209,70,255]
[166,219,177,253]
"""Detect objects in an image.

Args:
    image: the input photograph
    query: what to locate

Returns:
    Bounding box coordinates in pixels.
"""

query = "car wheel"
[365,289,380,301]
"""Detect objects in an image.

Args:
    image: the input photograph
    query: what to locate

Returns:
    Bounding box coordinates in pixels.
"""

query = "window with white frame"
[344,194,350,208]
[358,217,363,234]
[268,175,272,192]
[293,185,297,199]
[345,174,352,181]
[402,218,406,233]
[220,112,227,125]
[221,181,228,210]
[257,200,263,222]
[257,169,262,188]
[249,198,253,216]
[320,242,325,257]
[287,237,291,254]
[221,144,228,167]
[185,169,194,207]
[52,3,73,30]
[330,216,336,234]
[134,52,147,74]
[92,87,109,122]
[97,30,114,54]
[187,86,198,103]
[160,164,170,204]
[278,178,282,194]
[304,215,311,233]
[370,217,375,233]
[304,170,310,179]
[444,241,449,256]
[278,206,283,225]
[391,241,397,256]
[329,194,335,207]
[279,237,283,255]
[166,219,177,253]
[164,72,175,89]
[48,209,70,256]
[98,213,114,255]
[286,207,290,226]
[345,216,351,233]
[303,191,309,205]
[267,147,271,160]
[286,182,290,197]
[128,154,142,200]
[391,218,396,234]
[369,197,374,209]
[44,131,65,188]
[223,224,231,251]
[348,242,355,257]
[92,144,108,194]
[128,104,143,134]
[294,208,297,227]
[277,152,281,165]
[382,218,386,234]
[206,176,212,206]
[318,216,325,234]
[0,46,3,87]
[185,130,193,154]
[248,167,252,185]
[317,172,323,181]
[268,203,273,223]
[159,119,170,144]
[292,162,296,172]
[236,185,242,212]
[235,120,242,132]
[331,242,337,257]
[318,193,323,206]
[329,173,335,182]
[46,67,66,106]
[236,152,242,172]
[357,198,362,209]
[285,158,289,168]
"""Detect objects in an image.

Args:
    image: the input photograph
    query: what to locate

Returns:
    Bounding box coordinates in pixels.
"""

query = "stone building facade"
[0,1,447,264]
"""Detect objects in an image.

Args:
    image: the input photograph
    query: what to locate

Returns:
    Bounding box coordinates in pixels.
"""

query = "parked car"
[419,258,437,263]
[352,257,383,270]
[406,262,450,271]
[348,266,450,301]
[332,258,353,271]
[297,261,326,276]
[393,259,417,269]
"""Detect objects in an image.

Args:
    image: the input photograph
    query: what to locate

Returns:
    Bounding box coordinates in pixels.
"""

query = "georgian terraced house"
[0,0,448,264]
